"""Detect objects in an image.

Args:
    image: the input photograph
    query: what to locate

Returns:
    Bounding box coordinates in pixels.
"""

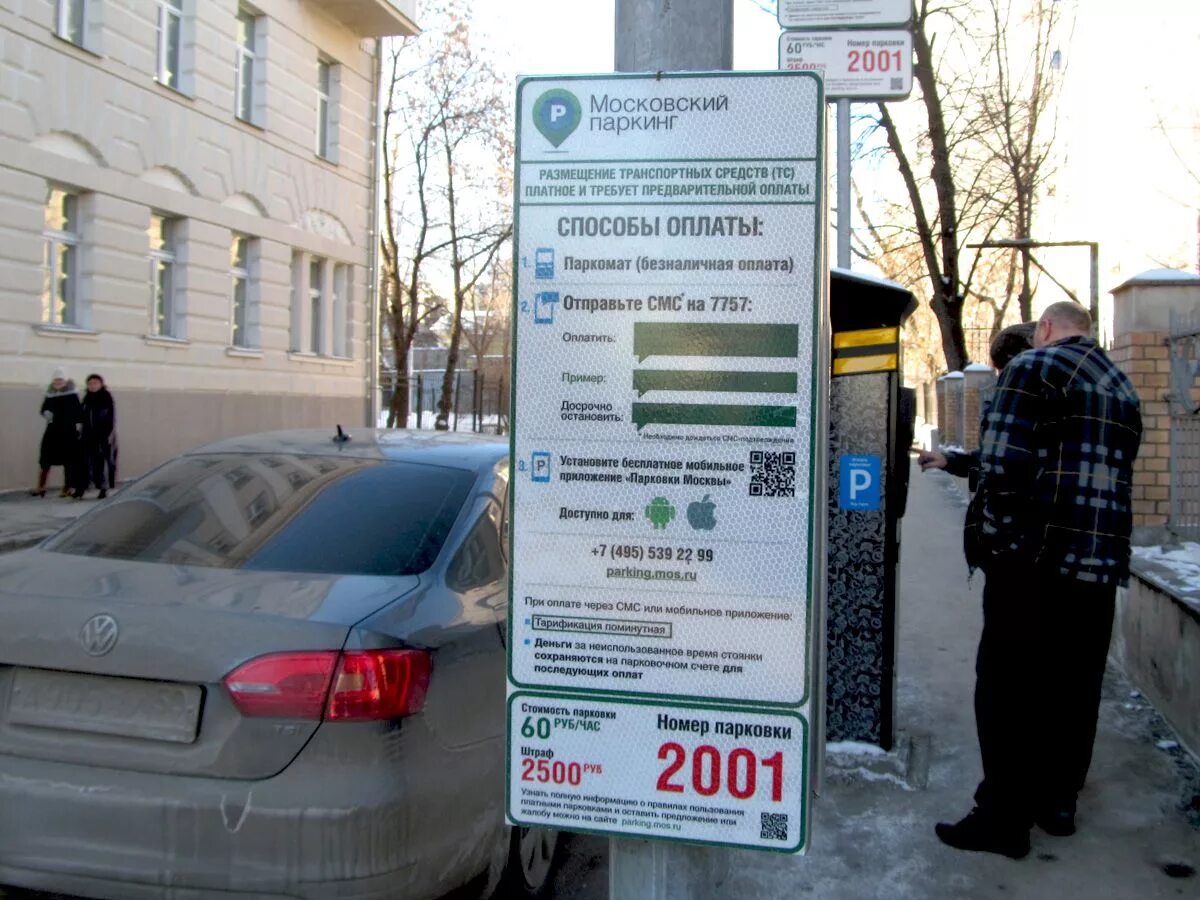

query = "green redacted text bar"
[633,323,799,362]
[632,402,797,431]
[633,370,798,397]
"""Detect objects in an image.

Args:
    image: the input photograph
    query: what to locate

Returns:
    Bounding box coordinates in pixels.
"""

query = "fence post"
[475,372,483,433]
[416,373,424,430]
[454,371,462,431]
[497,375,506,435]
[472,371,479,433]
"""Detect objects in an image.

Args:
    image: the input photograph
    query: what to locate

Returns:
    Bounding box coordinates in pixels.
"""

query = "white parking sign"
[507,72,826,854]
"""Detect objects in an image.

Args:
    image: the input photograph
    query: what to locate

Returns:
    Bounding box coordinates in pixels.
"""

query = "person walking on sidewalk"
[31,367,83,498]
[80,373,117,500]
[936,302,1143,860]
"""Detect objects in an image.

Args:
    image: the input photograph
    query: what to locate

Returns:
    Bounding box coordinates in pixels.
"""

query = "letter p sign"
[533,89,582,148]
[839,454,882,511]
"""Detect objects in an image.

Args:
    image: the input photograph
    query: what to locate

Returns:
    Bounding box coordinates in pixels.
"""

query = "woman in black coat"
[80,373,117,499]
[33,368,82,497]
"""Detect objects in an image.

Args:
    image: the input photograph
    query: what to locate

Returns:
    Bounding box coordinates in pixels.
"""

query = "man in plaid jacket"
[936,302,1142,859]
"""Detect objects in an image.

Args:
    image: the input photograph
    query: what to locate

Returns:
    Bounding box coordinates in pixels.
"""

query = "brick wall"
[1109,332,1171,529]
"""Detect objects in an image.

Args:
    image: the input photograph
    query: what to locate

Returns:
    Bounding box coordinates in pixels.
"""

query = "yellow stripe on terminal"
[833,327,900,350]
[833,353,898,375]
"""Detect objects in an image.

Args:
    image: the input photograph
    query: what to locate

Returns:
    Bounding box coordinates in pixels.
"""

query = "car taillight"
[225,652,338,719]
[328,649,432,720]
[224,649,432,721]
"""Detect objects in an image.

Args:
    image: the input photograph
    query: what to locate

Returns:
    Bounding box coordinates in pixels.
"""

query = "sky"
[468,1,1200,307]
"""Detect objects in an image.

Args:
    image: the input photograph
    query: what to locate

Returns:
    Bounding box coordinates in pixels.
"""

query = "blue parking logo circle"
[533,90,581,148]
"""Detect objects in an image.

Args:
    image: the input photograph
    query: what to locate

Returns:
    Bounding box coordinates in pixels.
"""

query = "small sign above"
[778,0,911,30]
[779,30,912,101]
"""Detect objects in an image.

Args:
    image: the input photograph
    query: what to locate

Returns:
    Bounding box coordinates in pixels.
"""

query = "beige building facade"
[0,0,417,490]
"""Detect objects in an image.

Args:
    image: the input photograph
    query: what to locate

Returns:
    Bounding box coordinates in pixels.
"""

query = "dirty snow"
[826,741,888,757]
[1131,543,1200,611]
[1120,268,1200,285]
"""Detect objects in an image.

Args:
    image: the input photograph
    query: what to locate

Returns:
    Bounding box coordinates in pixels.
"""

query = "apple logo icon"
[686,495,717,531]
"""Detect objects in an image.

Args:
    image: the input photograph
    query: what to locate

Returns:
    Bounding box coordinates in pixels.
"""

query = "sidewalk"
[0,487,93,553]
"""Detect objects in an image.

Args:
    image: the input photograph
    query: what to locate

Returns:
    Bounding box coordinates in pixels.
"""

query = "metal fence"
[1168,310,1200,539]
[379,369,509,435]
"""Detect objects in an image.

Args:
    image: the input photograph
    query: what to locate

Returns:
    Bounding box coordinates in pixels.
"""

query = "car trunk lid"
[0,552,421,778]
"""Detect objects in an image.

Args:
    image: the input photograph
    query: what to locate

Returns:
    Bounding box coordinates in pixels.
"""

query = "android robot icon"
[645,497,676,530]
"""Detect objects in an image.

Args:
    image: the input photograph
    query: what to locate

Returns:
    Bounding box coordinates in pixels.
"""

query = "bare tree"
[867,0,1065,369]
[380,42,445,427]
[973,0,1063,321]
[379,0,513,430]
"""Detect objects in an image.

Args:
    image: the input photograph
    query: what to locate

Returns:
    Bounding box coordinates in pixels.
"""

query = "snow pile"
[1131,542,1200,612]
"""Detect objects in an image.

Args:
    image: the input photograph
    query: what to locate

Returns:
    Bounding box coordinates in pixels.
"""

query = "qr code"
[749,451,796,497]
[761,812,789,841]
[891,77,903,90]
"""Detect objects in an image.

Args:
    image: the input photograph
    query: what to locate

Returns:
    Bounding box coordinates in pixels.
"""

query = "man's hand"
[918,450,948,472]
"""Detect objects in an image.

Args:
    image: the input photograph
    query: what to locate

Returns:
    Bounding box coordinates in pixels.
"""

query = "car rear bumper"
[0,723,503,899]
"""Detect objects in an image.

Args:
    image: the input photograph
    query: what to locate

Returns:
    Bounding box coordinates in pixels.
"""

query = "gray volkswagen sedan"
[0,429,557,899]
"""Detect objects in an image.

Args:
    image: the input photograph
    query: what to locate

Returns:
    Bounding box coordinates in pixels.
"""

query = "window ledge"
[143,334,190,348]
[52,34,102,59]
[235,115,266,133]
[226,346,263,358]
[153,78,194,101]
[32,324,99,339]
[288,351,355,367]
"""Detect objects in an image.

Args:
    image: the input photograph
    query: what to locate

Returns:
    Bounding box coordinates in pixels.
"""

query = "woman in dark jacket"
[32,367,82,497]
[80,373,117,499]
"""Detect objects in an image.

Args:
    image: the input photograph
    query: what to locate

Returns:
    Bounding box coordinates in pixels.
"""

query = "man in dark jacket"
[936,302,1142,859]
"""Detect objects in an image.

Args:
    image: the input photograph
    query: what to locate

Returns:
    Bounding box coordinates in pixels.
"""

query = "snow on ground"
[1132,542,1200,612]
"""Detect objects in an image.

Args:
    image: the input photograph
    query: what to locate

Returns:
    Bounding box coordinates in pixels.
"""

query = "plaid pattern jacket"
[975,336,1142,585]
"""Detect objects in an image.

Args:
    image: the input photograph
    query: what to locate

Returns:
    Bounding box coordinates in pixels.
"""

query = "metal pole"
[1089,242,1100,342]
[612,3,733,897]
[416,373,423,429]
[836,98,851,269]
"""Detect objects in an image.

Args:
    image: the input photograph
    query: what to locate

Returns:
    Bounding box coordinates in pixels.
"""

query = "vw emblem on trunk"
[80,614,119,657]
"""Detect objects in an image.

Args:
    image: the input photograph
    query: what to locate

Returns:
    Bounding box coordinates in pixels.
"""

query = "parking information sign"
[778,0,911,29]
[779,30,913,100]
[508,72,825,853]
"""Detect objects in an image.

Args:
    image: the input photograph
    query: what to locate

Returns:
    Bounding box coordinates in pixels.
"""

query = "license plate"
[7,668,202,743]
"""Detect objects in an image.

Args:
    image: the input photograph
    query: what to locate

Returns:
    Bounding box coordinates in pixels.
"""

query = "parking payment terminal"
[826,268,917,750]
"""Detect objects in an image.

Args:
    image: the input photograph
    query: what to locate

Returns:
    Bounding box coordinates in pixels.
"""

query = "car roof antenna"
[333,424,350,444]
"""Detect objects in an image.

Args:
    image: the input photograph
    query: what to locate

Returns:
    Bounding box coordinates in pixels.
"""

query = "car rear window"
[45,454,476,576]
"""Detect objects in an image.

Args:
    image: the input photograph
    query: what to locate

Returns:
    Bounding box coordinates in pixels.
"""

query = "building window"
[235,8,258,122]
[231,235,253,348]
[332,263,350,358]
[156,0,183,89]
[309,257,324,354]
[42,189,79,326]
[316,58,338,161]
[148,214,178,337]
[57,0,86,46]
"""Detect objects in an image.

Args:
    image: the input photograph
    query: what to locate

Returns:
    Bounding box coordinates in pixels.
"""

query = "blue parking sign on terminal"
[839,454,881,511]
